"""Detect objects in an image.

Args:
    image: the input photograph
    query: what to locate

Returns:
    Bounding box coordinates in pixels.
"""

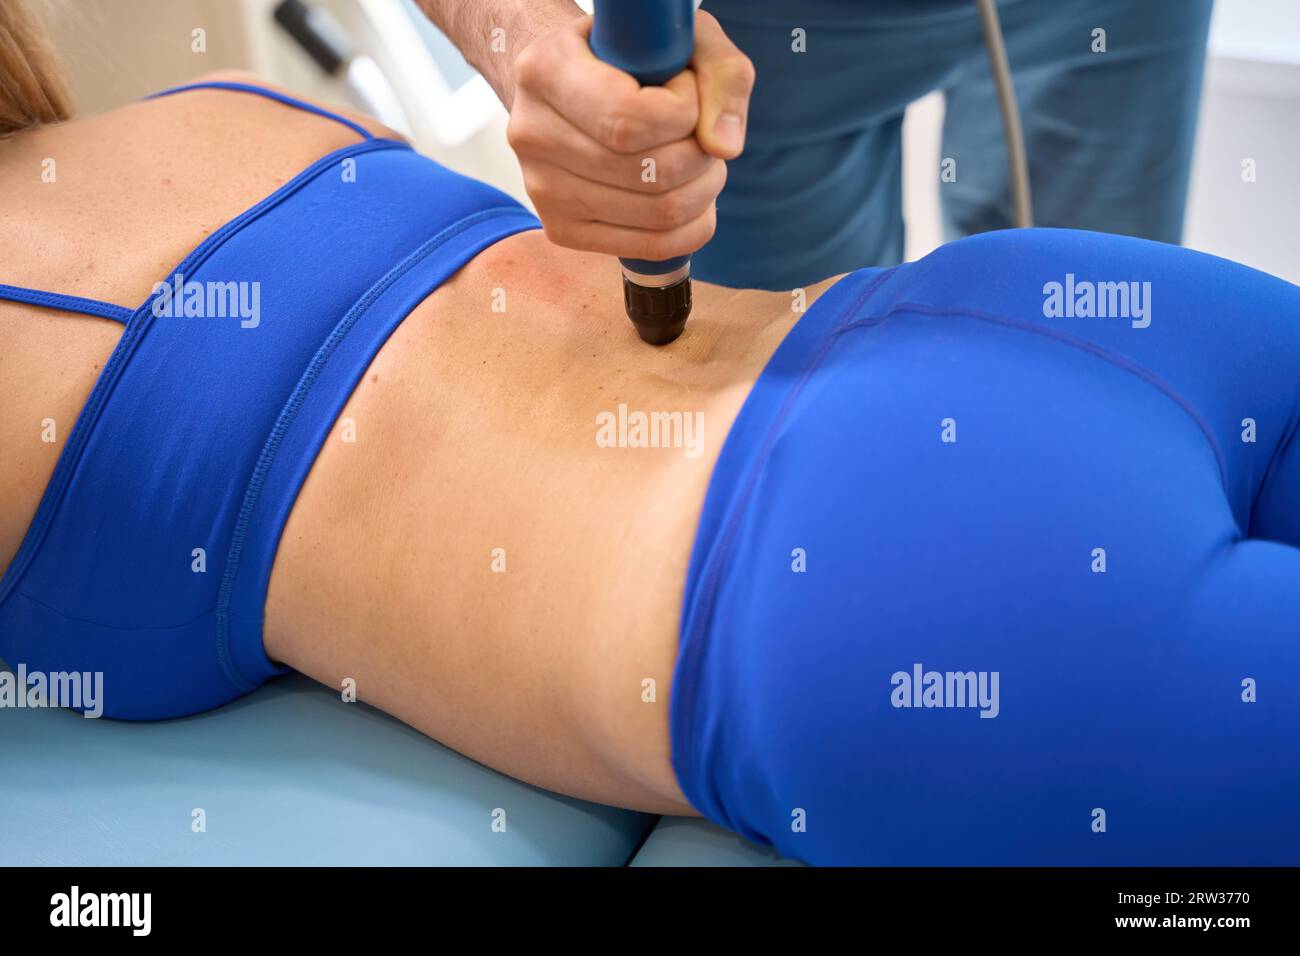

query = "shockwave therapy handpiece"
[590,0,697,345]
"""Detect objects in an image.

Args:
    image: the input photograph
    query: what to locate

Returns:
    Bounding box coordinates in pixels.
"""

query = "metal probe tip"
[621,271,692,346]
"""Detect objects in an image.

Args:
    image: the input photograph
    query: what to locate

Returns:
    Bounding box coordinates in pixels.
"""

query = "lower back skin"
[264,230,838,813]
[0,80,839,814]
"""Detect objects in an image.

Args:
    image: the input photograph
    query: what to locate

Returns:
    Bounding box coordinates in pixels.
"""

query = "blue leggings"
[672,228,1300,865]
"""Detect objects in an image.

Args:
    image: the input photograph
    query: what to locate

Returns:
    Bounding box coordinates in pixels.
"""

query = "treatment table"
[0,668,794,866]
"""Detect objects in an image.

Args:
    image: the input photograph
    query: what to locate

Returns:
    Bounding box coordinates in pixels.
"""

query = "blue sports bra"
[0,82,541,719]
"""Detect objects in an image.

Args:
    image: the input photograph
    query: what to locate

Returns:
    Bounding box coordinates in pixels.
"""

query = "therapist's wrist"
[417,0,586,110]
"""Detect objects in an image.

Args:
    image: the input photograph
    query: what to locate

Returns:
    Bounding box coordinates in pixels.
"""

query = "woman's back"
[0,76,818,812]
[0,75,375,567]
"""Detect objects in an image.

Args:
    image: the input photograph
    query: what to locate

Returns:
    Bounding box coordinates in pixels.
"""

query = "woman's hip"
[671,236,1300,863]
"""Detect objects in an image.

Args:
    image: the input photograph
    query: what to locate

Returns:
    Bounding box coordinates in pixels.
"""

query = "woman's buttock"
[667,230,1300,864]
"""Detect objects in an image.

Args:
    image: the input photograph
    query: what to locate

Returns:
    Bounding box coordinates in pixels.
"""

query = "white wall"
[48,0,270,115]
[1184,0,1300,282]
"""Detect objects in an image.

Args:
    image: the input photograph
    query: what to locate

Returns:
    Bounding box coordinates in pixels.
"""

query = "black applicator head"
[622,273,692,345]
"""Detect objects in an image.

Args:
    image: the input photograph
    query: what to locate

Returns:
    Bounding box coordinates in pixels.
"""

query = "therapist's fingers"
[508,14,729,259]
[543,202,719,263]
[515,16,699,154]
[691,10,755,160]
[524,156,727,236]
[507,95,718,194]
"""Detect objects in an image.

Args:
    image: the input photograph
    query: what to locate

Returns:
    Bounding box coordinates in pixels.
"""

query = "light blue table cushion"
[0,670,654,866]
[629,816,803,867]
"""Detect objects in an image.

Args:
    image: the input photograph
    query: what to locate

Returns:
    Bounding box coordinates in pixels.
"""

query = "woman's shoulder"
[0,70,401,308]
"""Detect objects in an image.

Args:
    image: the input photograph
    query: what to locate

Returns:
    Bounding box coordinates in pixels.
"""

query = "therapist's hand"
[506,11,755,262]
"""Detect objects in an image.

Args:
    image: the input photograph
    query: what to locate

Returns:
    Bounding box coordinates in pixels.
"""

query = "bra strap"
[0,284,133,323]
[0,81,378,323]
[146,80,374,140]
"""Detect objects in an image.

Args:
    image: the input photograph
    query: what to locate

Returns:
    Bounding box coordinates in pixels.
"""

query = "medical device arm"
[272,0,411,134]
[590,0,697,345]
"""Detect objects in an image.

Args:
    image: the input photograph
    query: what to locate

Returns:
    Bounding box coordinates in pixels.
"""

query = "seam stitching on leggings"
[13,588,215,632]
[1249,408,1300,535]
[842,300,1233,496]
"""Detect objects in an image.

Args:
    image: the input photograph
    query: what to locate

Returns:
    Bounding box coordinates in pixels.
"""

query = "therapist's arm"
[414,0,755,261]
[415,0,584,110]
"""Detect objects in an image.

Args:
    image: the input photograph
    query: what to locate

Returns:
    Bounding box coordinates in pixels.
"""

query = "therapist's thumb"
[691,11,755,160]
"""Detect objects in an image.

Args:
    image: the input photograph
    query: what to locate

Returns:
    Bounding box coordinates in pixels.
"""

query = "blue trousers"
[694,0,1214,288]
[673,227,1300,864]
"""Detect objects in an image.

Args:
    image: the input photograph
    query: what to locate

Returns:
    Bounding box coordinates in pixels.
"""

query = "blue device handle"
[590,0,696,277]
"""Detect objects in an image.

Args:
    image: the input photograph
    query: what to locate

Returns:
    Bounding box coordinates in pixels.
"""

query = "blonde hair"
[0,0,71,136]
